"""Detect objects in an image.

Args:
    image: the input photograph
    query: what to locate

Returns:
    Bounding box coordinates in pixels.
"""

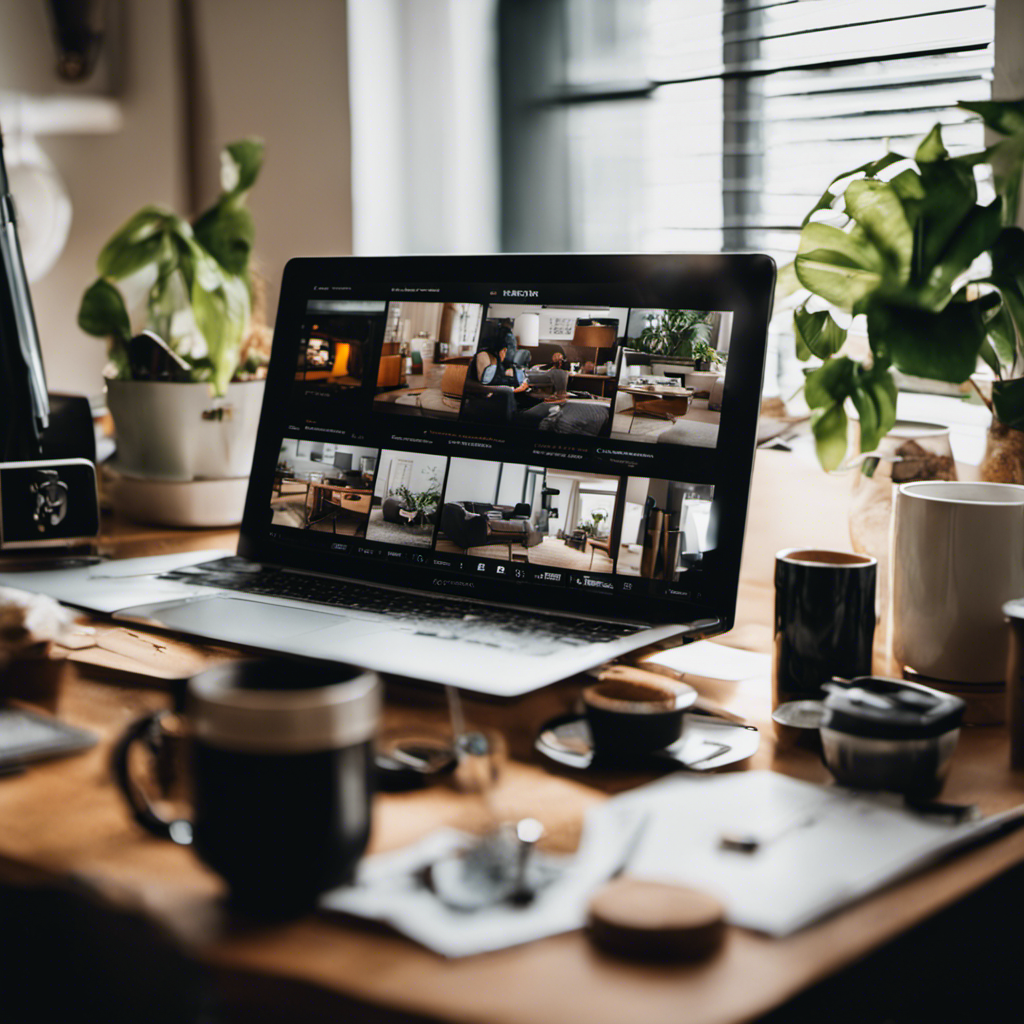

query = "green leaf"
[794,222,885,311]
[811,403,849,472]
[913,158,978,277]
[77,279,131,341]
[794,306,847,360]
[96,207,170,279]
[915,198,1003,310]
[915,124,949,164]
[979,335,1002,376]
[851,365,898,453]
[850,383,879,453]
[982,295,1017,375]
[799,151,906,228]
[844,178,914,283]
[804,356,855,410]
[983,227,1024,358]
[193,202,255,275]
[775,261,802,299]
[958,99,1024,138]
[866,292,995,383]
[888,168,925,206]
[221,138,264,196]
[993,378,1024,430]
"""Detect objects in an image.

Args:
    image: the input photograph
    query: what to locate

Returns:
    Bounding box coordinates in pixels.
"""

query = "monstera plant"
[77,138,267,396]
[788,99,1024,479]
[631,309,714,360]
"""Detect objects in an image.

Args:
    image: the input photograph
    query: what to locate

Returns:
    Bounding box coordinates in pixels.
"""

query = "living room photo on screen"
[365,448,448,548]
[616,479,715,581]
[270,438,379,535]
[611,308,733,448]
[434,457,715,578]
[455,304,628,437]
[290,300,388,422]
[372,301,485,420]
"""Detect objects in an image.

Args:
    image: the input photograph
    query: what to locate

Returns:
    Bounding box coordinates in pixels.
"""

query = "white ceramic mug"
[893,481,1024,683]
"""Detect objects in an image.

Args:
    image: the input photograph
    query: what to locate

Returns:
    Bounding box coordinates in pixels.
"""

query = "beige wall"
[0,0,352,396]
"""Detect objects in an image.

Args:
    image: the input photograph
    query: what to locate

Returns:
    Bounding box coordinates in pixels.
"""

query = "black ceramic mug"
[113,659,381,917]
[773,549,876,708]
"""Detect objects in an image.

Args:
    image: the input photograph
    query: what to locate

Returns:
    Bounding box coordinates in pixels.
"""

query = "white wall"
[443,457,499,504]
[486,305,629,340]
[545,473,573,529]
[282,440,376,477]
[497,462,527,506]
[375,450,447,498]
[347,0,499,255]
[1,1,182,394]
[0,0,352,396]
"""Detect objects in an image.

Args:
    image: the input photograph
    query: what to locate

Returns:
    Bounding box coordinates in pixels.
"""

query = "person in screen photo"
[495,317,519,368]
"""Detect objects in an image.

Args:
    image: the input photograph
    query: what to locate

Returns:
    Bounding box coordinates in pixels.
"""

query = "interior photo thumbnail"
[611,308,733,448]
[372,301,484,420]
[616,479,715,581]
[365,449,448,548]
[456,304,628,436]
[437,459,625,572]
[270,439,379,535]
[291,300,389,419]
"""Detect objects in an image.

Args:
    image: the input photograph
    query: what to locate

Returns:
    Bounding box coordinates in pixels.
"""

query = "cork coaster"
[587,877,726,962]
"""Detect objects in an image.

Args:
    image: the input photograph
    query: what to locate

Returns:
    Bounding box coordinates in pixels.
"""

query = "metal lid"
[821,677,963,741]
[1004,597,1024,622]
[188,660,381,754]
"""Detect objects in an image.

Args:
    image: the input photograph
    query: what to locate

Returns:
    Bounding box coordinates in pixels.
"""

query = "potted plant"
[393,475,443,524]
[786,99,1024,480]
[579,509,608,538]
[77,139,270,521]
[689,339,724,373]
[630,309,714,363]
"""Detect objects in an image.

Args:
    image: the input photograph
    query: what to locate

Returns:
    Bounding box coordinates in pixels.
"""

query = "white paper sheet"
[647,640,770,681]
[320,803,646,958]
[597,771,1022,936]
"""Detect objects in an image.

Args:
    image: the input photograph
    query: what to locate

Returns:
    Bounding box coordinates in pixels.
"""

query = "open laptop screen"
[238,254,774,629]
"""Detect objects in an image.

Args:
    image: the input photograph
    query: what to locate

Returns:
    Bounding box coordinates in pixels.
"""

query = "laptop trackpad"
[120,597,350,644]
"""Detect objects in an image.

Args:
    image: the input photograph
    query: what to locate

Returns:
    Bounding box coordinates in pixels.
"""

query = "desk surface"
[2,450,1023,1024]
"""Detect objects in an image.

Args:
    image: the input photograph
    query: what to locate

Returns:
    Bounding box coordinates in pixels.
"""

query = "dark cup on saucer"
[583,675,696,763]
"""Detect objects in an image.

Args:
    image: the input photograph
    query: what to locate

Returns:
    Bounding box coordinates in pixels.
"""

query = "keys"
[160,560,642,652]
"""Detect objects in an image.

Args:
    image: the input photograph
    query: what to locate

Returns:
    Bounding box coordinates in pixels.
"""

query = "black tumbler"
[113,659,381,917]
[773,549,876,707]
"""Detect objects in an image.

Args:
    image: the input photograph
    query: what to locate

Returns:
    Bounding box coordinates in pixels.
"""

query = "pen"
[0,117,50,444]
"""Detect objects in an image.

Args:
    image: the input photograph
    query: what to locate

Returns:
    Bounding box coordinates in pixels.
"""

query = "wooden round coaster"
[587,877,726,962]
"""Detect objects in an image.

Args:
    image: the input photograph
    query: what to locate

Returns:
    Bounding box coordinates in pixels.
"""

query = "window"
[500,0,995,262]
[499,0,996,409]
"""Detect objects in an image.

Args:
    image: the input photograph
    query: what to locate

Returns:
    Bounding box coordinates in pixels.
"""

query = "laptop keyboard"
[159,557,642,653]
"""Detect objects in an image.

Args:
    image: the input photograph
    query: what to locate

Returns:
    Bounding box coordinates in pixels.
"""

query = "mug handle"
[111,711,194,845]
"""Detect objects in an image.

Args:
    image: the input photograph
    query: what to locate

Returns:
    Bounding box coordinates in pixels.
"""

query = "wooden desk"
[567,372,615,398]
[305,482,372,527]
[3,451,1024,1023]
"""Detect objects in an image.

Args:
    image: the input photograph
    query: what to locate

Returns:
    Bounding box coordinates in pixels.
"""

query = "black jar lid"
[821,677,964,740]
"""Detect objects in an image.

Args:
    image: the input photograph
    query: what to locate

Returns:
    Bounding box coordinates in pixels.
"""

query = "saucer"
[535,711,759,772]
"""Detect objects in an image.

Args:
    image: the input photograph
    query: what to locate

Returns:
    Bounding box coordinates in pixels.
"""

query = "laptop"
[1,254,774,696]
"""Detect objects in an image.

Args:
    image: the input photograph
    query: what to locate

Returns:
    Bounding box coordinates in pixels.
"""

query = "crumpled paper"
[0,586,74,668]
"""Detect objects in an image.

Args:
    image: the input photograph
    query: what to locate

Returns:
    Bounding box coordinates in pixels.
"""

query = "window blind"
[500,0,995,266]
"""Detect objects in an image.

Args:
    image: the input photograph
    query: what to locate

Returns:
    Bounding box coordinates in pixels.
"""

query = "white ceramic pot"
[107,379,265,482]
[893,481,1024,683]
